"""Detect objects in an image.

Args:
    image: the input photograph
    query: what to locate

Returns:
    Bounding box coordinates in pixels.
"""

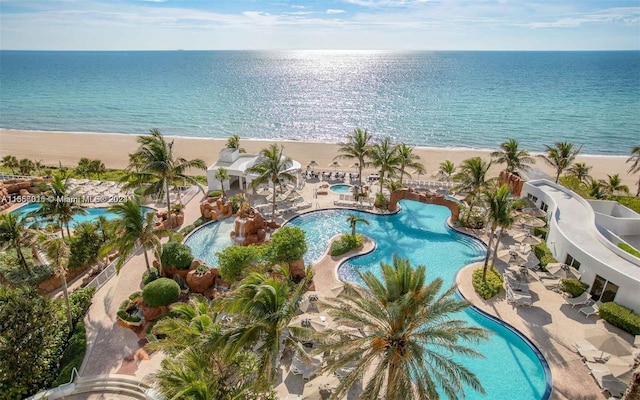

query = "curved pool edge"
[182,216,233,244]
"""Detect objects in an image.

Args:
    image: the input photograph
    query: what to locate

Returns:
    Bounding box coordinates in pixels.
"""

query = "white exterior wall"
[521,180,640,313]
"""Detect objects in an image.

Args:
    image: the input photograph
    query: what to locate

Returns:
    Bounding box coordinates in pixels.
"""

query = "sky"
[1,0,639,50]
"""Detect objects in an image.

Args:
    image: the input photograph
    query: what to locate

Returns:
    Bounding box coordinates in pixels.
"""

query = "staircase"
[26,374,162,400]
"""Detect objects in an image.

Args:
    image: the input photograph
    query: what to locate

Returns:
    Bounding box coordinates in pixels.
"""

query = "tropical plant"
[334,128,373,184]
[346,213,368,236]
[18,158,35,175]
[482,184,514,281]
[370,136,401,193]
[221,267,311,386]
[453,157,492,225]
[566,162,592,185]
[268,226,307,264]
[622,353,640,399]
[75,158,92,178]
[395,143,424,185]
[142,277,181,307]
[217,244,265,283]
[600,174,629,197]
[588,180,606,199]
[226,134,245,153]
[538,141,582,183]
[160,241,194,271]
[100,199,173,273]
[214,167,230,198]
[439,160,456,181]
[491,138,534,174]
[0,212,38,276]
[627,145,640,197]
[317,255,488,400]
[33,174,86,238]
[385,179,403,193]
[1,155,18,174]
[39,234,73,330]
[125,129,206,229]
[247,144,296,222]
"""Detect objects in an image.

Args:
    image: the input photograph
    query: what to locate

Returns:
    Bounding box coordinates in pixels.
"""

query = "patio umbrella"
[307,160,320,169]
[546,263,581,279]
[497,249,528,265]
[329,161,341,172]
[330,283,345,297]
[605,357,634,384]
[521,253,540,269]
[513,232,542,246]
[517,215,546,228]
[585,329,634,357]
[523,207,547,218]
[302,375,340,400]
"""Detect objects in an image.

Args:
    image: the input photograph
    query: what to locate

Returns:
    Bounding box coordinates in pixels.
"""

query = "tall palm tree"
[100,199,173,273]
[346,214,369,236]
[566,162,592,185]
[537,141,582,183]
[370,137,401,193]
[1,155,19,174]
[127,129,206,229]
[334,128,373,185]
[600,174,629,197]
[627,145,640,197]
[246,144,296,222]
[453,157,492,225]
[588,181,605,200]
[222,267,310,386]
[214,167,230,198]
[33,174,86,238]
[38,234,73,330]
[18,158,35,175]
[318,255,488,400]
[482,184,513,281]
[395,143,425,185]
[0,213,36,275]
[76,158,92,178]
[439,160,456,181]
[491,138,534,174]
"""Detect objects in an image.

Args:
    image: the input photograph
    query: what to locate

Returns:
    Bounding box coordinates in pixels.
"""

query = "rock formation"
[200,198,233,220]
[388,188,460,222]
[230,205,279,246]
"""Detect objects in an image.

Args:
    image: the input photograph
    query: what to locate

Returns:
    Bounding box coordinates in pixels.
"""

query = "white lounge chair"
[566,292,593,308]
[580,301,601,318]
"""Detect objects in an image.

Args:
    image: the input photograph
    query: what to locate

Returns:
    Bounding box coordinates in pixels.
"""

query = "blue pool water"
[11,203,155,227]
[183,219,235,267]
[287,200,550,400]
[330,184,352,194]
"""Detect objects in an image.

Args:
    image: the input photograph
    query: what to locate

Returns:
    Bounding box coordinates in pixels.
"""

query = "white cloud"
[528,7,640,29]
[327,9,346,14]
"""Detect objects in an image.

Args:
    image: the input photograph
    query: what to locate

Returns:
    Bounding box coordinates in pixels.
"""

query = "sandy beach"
[0,129,635,187]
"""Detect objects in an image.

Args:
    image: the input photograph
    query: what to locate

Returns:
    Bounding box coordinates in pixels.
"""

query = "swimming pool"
[329,184,352,194]
[287,200,550,400]
[10,203,155,227]
[183,218,235,267]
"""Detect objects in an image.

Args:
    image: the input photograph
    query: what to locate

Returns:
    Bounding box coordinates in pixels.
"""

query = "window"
[541,202,549,212]
[527,193,538,203]
[590,274,619,303]
[565,254,581,270]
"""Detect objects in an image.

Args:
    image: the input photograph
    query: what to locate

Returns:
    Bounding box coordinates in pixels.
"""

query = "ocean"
[0,50,638,155]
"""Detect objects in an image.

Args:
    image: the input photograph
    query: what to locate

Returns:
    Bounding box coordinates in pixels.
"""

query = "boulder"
[186,268,216,294]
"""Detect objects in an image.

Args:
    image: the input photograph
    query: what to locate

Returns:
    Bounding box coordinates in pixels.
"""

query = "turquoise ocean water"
[0,50,638,155]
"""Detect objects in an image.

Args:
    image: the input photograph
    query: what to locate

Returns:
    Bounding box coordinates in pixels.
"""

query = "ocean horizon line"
[1,49,639,53]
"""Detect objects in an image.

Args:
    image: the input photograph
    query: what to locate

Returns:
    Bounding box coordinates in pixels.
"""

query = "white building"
[521,179,640,312]
[206,148,302,193]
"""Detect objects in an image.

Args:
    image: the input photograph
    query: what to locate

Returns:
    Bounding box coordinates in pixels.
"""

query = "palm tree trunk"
[358,161,363,185]
[351,224,356,236]
[555,170,561,183]
[622,354,640,399]
[15,243,32,275]
[165,180,173,229]
[271,182,277,223]
[491,227,506,268]
[61,271,73,331]
[379,171,384,193]
[482,227,495,282]
[636,177,640,197]
[65,222,71,238]
[59,221,65,240]
[142,246,152,274]
[399,166,405,185]
[386,362,400,399]
[219,179,225,198]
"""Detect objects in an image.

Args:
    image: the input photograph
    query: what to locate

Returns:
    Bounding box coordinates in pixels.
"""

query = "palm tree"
[222,267,310,386]
[567,162,592,185]
[18,158,35,175]
[588,181,606,200]
[246,144,296,222]
[100,199,173,273]
[1,155,18,174]
[482,184,513,281]
[537,141,582,183]
[76,158,92,178]
[334,128,373,185]
[439,160,456,181]
[621,353,640,400]
[38,234,73,330]
[600,174,629,197]
[346,214,369,237]
[318,255,488,400]
[214,167,230,199]
[453,157,492,225]
[0,213,36,275]
[395,143,425,185]
[491,139,534,174]
[626,145,640,197]
[34,175,86,238]
[127,129,206,229]
[34,160,45,176]
[370,137,401,193]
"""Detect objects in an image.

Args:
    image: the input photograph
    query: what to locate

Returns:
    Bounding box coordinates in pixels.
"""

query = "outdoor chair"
[566,292,593,308]
[579,301,601,318]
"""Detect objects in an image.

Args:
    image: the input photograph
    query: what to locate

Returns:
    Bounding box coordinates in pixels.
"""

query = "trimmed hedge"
[52,321,87,387]
[533,242,557,268]
[142,278,180,307]
[329,234,363,257]
[599,302,640,335]
[618,242,640,258]
[561,279,589,298]
[207,190,222,198]
[69,287,96,325]
[142,267,160,285]
[472,268,503,300]
[533,226,548,239]
[160,242,193,270]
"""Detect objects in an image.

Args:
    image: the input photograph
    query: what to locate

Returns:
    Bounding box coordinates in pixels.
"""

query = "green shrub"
[52,321,87,387]
[217,245,265,282]
[117,309,141,323]
[533,226,548,239]
[142,267,160,285]
[533,242,557,268]
[142,278,181,307]
[599,302,640,335]
[617,242,640,258]
[179,224,196,235]
[207,190,222,198]
[329,234,363,257]
[561,279,588,298]
[69,287,95,324]
[472,268,503,300]
[268,226,308,263]
[128,291,142,301]
[0,247,54,286]
[161,242,193,270]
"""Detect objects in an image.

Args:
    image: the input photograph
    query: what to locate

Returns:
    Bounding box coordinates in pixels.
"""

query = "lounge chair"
[579,349,609,363]
[580,301,601,318]
[566,292,593,308]
[541,278,562,290]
